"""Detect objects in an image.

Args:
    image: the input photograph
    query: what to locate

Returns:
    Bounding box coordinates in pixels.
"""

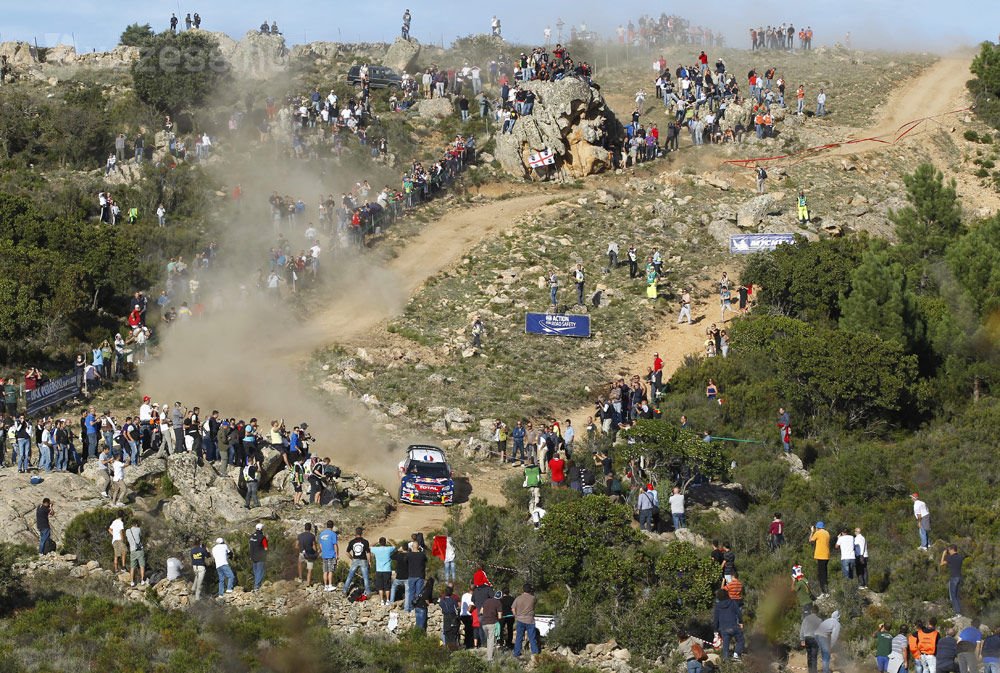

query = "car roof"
[406,445,447,463]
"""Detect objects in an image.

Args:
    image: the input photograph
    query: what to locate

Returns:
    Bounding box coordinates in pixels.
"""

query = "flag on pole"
[528,148,556,167]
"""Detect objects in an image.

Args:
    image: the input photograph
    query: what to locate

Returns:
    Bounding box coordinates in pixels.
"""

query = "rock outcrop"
[383,37,421,73]
[224,30,288,78]
[494,78,621,180]
[736,192,785,228]
[416,96,454,119]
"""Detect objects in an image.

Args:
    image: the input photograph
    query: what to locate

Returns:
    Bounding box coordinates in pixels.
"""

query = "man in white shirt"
[109,514,126,572]
[853,527,868,588]
[669,487,686,530]
[110,455,129,505]
[443,536,456,582]
[835,529,855,580]
[460,587,475,647]
[166,556,183,581]
[212,537,235,595]
[912,493,930,550]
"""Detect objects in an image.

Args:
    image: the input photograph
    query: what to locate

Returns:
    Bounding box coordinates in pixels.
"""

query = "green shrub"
[964,129,980,142]
[61,507,121,562]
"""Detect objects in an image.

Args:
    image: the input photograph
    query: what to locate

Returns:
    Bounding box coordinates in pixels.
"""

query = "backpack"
[691,641,707,661]
[759,167,768,179]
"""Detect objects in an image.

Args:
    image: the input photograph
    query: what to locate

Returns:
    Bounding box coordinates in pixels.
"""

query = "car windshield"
[409,462,450,479]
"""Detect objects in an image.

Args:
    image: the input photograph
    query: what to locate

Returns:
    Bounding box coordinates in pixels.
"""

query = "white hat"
[255,523,264,530]
[215,537,224,544]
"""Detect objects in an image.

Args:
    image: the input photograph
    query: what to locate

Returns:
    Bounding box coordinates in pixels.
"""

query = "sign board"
[729,233,796,254]
[525,312,591,338]
[25,373,80,416]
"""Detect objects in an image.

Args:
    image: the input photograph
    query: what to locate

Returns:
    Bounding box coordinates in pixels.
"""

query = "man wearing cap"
[809,521,831,597]
[138,396,153,452]
[171,402,185,452]
[480,588,504,660]
[190,537,208,600]
[212,537,235,595]
[249,523,268,591]
[912,493,930,550]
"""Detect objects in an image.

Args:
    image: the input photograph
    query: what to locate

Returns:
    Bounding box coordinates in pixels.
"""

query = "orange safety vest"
[763,114,773,125]
[916,629,938,655]
[755,114,764,125]
[908,634,919,659]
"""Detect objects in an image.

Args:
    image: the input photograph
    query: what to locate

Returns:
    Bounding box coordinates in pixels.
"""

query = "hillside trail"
[813,54,1000,213]
[300,190,567,538]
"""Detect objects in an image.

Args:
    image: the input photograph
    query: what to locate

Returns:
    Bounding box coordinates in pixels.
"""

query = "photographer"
[36,498,55,555]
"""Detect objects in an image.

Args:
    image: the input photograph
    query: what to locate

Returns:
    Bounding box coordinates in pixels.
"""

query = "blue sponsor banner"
[26,373,80,416]
[729,233,796,254]
[525,312,591,338]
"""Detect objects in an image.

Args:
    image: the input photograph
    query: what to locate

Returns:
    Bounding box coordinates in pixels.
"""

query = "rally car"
[398,445,455,506]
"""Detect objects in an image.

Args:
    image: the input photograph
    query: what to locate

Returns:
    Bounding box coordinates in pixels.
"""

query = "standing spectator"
[249,523,268,591]
[109,512,127,571]
[342,527,372,598]
[816,89,827,116]
[678,288,693,324]
[390,542,410,607]
[854,527,869,588]
[940,545,965,616]
[979,625,999,673]
[637,485,656,531]
[956,621,982,673]
[125,520,147,586]
[809,521,831,597]
[627,245,638,278]
[243,457,261,509]
[777,407,792,453]
[573,263,585,306]
[835,528,856,580]
[407,540,427,612]
[721,543,737,582]
[442,535,456,583]
[212,537,235,595]
[371,536,394,605]
[911,493,932,550]
[413,576,435,630]
[916,619,941,673]
[874,623,894,673]
[318,521,339,592]
[755,163,767,194]
[109,453,129,505]
[480,589,504,661]
[296,523,319,586]
[439,586,461,649]
[548,270,558,307]
[888,625,910,673]
[190,538,208,600]
[460,584,475,648]
[816,611,841,673]
[800,611,822,673]
[669,487,686,530]
[769,513,785,550]
[713,588,745,659]
[512,583,540,658]
[36,498,54,555]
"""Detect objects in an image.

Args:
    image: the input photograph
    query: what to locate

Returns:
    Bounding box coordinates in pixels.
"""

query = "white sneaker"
[225,588,234,594]
[130,581,136,587]
[324,585,334,592]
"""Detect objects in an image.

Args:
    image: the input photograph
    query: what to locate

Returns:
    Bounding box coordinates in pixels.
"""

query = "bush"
[61,507,121,562]
[132,31,229,114]
[0,544,27,615]
[964,129,980,142]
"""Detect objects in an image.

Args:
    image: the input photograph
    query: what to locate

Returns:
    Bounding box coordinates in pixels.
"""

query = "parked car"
[398,445,455,506]
[347,64,403,89]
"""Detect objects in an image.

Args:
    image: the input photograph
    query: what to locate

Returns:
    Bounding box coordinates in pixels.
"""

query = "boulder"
[0,41,38,67]
[382,37,421,73]
[708,220,741,247]
[494,78,622,180]
[226,30,288,79]
[0,468,106,546]
[416,97,454,119]
[780,453,811,481]
[736,192,784,228]
[45,44,78,65]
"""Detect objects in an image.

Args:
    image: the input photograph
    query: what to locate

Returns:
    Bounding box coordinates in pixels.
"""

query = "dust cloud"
[141,135,411,491]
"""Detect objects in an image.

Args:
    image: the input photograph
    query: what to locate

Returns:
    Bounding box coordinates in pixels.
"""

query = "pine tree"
[890,163,964,263]
[839,249,924,354]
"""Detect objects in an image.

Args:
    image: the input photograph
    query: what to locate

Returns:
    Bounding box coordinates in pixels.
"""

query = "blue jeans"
[406,577,424,612]
[38,528,51,555]
[252,561,265,589]
[721,628,745,658]
[817,635,832,673]
[390,578,408,604]
[443,561,456,582]
[512,440,525,461]
[514,622,539,656]
[948,576,962,614]
[343,559,371,596]
[87,433,99,458]
[129,441,140,465]
[17,438,31,471]
[984,662,1000,673]
[638,508,653,531]
[415,606,427,630]
[217,564,235,595]
[687,659,703,673]
[550,286,557,304]
[841,559,855,579]
[103,431,114,453]
[817,103,826,116]
[55,446,68,471]
[919,527,930,548]
[672,513,685,530]
[39,445,52,471]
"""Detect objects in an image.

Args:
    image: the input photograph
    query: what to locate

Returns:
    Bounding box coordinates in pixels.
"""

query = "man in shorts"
[318,521,339,592]
[109,512,127,572]
[125,521,147,586]
[372,536,395,605]
[297,522,319,585]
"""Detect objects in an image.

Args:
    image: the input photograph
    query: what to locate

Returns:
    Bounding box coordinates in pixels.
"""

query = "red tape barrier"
[722,106,972,169]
